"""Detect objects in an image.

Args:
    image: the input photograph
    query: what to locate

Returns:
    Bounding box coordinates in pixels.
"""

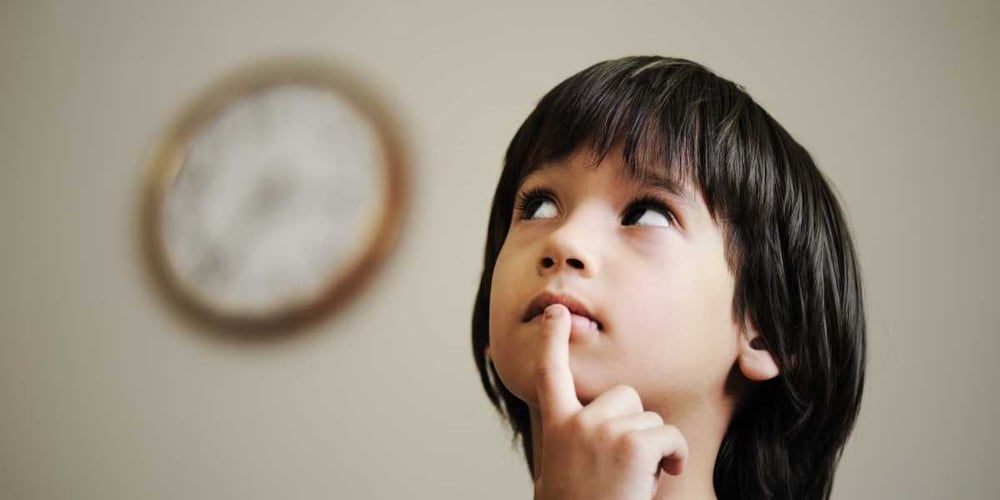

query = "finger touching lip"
[527,310,600,341]
[522,291,605,330]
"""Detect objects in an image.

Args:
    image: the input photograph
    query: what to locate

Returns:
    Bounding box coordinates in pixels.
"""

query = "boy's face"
[488,149,746,416]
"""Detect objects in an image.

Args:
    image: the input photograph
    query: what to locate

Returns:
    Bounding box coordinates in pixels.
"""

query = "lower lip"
[527,313,601,341]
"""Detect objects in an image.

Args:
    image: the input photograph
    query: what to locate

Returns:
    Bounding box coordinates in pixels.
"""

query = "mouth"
[522,291,604,331]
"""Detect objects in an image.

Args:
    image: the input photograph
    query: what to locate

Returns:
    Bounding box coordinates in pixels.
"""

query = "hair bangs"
[508,58,710,199]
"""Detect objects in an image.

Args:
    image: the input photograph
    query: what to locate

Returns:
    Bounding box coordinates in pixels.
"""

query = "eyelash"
[514,186,677,226]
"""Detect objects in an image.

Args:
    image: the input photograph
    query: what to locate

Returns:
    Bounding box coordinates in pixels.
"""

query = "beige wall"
[1,1,997,498]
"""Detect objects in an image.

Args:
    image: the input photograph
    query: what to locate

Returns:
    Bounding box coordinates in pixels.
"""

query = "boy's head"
[472,56,866,499]
[486,145,780,419]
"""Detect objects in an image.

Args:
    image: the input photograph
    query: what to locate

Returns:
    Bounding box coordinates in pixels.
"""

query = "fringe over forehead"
[493,56,781,277]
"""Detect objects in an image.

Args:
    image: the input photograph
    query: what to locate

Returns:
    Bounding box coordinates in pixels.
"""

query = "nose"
[536,218,599,277]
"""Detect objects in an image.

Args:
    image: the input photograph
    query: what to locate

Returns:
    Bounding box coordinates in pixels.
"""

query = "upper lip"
[522,291,604,330]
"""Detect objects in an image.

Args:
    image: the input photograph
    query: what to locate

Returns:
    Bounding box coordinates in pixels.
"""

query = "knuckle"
[614,431,647,463]
[534,364,556,385]
[614,385,643,409]
[662,424,681,439]
[567,413,588,434]
[539,325,557,340]
[624,385,640,399]
[644,411,665,426]
[594,421,618,443]
[611,384,635,397]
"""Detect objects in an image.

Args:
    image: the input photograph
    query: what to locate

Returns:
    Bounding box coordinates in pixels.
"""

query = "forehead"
[518,149,701,211]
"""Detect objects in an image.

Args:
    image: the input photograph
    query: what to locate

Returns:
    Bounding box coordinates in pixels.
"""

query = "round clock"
[140,58,408,334]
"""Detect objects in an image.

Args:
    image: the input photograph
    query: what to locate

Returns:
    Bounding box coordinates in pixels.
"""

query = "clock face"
[143,61,406,331]
[163,84,382,315]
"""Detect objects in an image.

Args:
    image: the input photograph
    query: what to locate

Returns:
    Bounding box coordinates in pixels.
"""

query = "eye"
[622,196,676,228]
[515,187,558,220]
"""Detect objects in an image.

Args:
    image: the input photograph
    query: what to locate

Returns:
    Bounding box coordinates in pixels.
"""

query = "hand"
[532,304,688,500]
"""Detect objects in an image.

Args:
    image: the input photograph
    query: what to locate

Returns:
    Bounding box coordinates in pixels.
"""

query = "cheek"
[611,265,738,386]
[489,338,540,406]
[488,248,515,340]
[612,265,690,338]
[486,318,540,407]
[486,247,538,404]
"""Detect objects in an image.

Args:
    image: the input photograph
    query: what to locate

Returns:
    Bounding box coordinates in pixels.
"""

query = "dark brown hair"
[471,56,866,499]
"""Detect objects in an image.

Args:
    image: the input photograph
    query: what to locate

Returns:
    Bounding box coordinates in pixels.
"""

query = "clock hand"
[190,166,297,293]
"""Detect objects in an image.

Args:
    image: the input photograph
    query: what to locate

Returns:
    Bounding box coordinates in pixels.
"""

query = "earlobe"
[738,330,780,382]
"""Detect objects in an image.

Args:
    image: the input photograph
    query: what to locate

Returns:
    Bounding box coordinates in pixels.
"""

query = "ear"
[737,323,780,382]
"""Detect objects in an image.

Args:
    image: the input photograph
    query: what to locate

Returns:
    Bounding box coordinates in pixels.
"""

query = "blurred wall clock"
[139,58,408,334]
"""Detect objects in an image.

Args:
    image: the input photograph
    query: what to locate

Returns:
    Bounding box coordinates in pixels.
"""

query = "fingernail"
[543,304,560,320]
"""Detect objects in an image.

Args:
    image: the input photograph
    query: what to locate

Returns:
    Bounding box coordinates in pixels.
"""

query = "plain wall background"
[1,1,997,498]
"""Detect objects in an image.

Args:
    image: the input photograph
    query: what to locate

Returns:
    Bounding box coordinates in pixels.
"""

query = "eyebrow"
[630,171,699,210]
[524,162,699,210]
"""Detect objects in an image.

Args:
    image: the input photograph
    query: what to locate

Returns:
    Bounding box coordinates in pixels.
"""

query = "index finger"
[534,304,583,423]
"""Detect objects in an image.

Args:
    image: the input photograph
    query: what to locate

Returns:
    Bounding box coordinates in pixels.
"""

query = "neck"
[529,398,731,500]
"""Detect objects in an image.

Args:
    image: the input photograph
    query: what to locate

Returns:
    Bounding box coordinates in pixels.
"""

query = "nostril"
[567,258,584,269]
[541,257,555,267]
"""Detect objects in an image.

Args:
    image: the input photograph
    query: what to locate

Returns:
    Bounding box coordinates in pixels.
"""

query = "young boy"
[471,56,866,499]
